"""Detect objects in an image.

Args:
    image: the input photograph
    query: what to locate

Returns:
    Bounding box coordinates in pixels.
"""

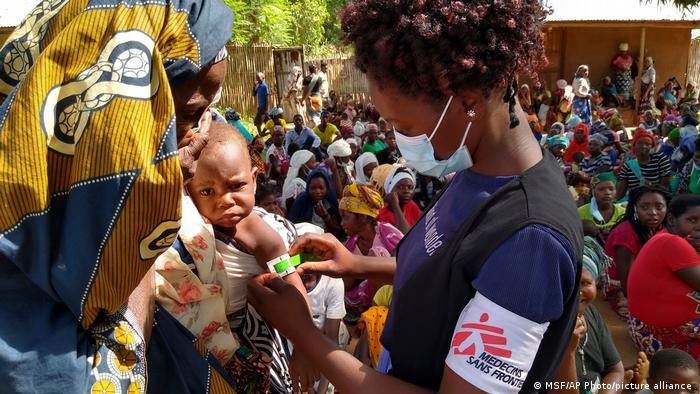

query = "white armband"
[445,292,549,393]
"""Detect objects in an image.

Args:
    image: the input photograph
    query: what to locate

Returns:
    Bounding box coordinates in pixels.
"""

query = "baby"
[186,122,310,320]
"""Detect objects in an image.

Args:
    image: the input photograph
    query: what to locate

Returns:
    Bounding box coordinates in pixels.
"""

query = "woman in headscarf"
[282,149,317,210]
[640,56,657,114]
[354,152,379,185]
[605,185,670,318]
[639,110,660,134]
[578,173,626,239]
[678,138,700,195]
[0,0,240,392]
[572,65,593,124]
[680,82,698,107]
[327,138,356,188]
[627,194,700,361]
[548,134,570,168]
[377,167,422,235]
[339,183,402,323]
[288,168,344,237]
[616,129,671,200]
[611,42,635,106]
[548,79,574,127]
[564,123,590,163]
[518,84,533,114]
[557,239,625,391]
[285,65,305,120]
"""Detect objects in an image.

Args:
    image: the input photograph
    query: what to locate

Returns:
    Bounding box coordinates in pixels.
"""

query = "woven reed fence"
[220,45,369,118]
[688,38,700,88]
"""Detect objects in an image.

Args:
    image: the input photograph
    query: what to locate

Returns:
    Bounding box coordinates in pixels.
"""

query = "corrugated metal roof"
[545,0,700,22]
[0,1,39,28]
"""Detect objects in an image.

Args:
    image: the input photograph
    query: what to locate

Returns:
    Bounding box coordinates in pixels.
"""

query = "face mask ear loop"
[429,96,454,141]
[459,119,472,148]
[459,109,476,148]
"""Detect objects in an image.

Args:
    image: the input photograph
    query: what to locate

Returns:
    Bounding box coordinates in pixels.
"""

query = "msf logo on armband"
[451,313,512,358]
[450,312,526,389]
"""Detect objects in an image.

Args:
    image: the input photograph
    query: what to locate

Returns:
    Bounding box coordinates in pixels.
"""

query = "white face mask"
[394,96,473,178]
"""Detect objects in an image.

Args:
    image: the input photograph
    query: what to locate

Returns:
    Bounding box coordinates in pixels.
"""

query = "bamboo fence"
[220,45,370,118]
[688,38,700,87]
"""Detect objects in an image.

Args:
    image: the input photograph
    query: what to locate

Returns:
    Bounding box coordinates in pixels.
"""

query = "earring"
[633,210,639,221]
[467,109,476,119]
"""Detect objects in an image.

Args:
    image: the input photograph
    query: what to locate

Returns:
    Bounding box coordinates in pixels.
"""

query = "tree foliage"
[223,0,342,51]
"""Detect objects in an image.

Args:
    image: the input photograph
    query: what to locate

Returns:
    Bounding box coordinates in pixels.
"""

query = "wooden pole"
[635,27,647,114]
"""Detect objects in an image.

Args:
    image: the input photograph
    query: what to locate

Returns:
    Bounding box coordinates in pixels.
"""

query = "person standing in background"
[319,60,330,106]
[640,56,656,114]
[286,65,306,123]
[611,42,635,107]
[254,71,270,134]
[303,64,324,126]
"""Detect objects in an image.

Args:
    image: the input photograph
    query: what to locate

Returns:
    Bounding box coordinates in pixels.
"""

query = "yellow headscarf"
[339,183,384,219]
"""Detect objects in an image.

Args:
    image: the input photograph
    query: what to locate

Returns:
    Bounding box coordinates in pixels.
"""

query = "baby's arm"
[236,214,312,311]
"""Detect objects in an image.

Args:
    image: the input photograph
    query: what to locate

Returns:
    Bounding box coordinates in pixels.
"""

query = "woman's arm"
[600,361,625,394]
[614,246,636,296]
[386,193,411,235]
[247,276,484,394]
[676,266,700,292]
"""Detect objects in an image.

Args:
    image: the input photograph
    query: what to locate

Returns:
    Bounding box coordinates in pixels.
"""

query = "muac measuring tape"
[266,253,317,277]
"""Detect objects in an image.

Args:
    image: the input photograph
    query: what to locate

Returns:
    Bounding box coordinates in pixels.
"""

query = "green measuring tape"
[268,253,320,276]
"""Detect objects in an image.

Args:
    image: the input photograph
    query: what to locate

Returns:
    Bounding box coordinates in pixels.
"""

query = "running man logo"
[451,312,512,358]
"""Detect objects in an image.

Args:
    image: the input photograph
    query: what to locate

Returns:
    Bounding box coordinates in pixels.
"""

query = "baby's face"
[187,143,257,228]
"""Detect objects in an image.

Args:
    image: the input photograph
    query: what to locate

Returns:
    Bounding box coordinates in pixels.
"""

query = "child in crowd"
[255,182,286,217]
[636,349,699,394]
[301,272,347,394]
[288,168,344,237]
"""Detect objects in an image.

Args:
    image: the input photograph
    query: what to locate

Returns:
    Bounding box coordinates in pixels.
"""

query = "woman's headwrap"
[550,122,566,135]
[292,65,302,74]
[339,183,384,219]
[567,115,582,128]
[582,236,611,281]
[563,123,590,163]
[576,64,589,76]
[384,167,415,195]
[284,149,314,193]
[669,128,681,140]
[353,121,366,137]
[355,152,379,185]
[557,79,568,90]
[370,164,399,195]
[632,128,656,152]
[328,139,352,158]
[346,137,358,146]
[591,172,617,188]
[588,133,608,147]
[548,135,570,149]
[582,255,599,280]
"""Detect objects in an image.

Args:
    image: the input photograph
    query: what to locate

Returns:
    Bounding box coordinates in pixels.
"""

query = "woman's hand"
[385,192,401,210]
[179,132,208,181]
[314,202,330,221]
[567,314,587,354]
[247,274,316,342]
[290,233,360,278]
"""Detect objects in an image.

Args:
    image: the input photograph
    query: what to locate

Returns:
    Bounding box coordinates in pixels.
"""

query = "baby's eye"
[229,183,244,191]
[199,188,213,197]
